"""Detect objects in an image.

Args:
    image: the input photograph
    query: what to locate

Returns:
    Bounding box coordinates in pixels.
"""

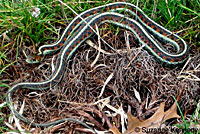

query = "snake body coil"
[6,2,188,127]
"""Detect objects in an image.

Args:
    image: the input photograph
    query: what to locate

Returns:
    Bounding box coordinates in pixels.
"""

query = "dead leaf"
[164,102,180,121]
[125,102,180,134]
[109,126,121,134]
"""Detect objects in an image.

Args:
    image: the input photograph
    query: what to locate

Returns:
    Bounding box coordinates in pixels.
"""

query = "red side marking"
[82,36,85,40]
[157,53,161,56]
[168,35,172,39]
[93,11,97,14]
[141,36,145,40]
[139,15,142,19]
[106,7,109,11]
[68,31,71,35]
[54,46,58,49]
[66,52,70,55]
[113,17,117,22]
[151,25,154,29]
[122,20,126,24]
[77,40,80,44]
[129,7,133,11]
[89,29,92,33]
[86,32,89,36]
[135,28,138,33]
[163,32,167,36]
[64,37,67,41]
[70,48,73,51]
[179,43,183,48]
[73,44,77,48]
[86,14,90,17]
[153,49,156,52]
[72,25,75,29]
[178,58,182,61]
[59,43,63,46]
[156,28,160,32]
[116,5,119,8]
[49,47,52,50]
[142,18,145,22]
[170,58,175,62]
[163,56,167,60]
[111,6,114,10]
[138,33,141,36]
[150,45,153,48]
[121,5,125,8]
[76,20,80,24]
[44,48,47,51]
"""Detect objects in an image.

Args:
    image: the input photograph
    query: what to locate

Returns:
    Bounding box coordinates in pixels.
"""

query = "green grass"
[173,96,200,134]
[0,102,11,133]
[0,0,199,132]
[0,0,199,75]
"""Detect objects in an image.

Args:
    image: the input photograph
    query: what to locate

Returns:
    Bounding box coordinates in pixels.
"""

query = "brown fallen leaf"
[125,102,180,134]
[109,126,122,134]
[164,101,180,121]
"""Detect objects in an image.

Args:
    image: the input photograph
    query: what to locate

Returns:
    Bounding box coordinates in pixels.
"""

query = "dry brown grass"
[1,23,200,133]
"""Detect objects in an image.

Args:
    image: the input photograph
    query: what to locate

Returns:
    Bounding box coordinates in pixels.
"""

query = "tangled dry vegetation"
[1,23,200,133]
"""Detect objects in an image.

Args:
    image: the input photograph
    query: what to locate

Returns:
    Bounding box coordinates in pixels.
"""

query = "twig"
[98,73,113,98]
[60,3,68,23]
[175,25,198,34]
[91,24,101,67]
[165,0,172,18]
[125,44,145,69]
[86,40,112,55]
[151,0,158,19]
[0,28,13,38]
[185,16,198,23]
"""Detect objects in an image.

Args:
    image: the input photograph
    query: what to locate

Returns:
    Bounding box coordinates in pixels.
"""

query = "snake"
[26,2,188,64]
[6,2,188,128]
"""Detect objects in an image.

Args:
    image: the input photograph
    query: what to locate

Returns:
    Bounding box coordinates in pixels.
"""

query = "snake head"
[26,54,44,64]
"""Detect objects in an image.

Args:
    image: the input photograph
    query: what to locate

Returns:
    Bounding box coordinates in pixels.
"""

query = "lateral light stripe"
[9,2,188,128]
